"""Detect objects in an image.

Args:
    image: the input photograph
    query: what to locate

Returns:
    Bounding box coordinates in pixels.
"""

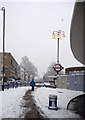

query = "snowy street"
[0,1,85,119]
[1,87,29,118]
[33,87,83,118]
[0,86,84,119]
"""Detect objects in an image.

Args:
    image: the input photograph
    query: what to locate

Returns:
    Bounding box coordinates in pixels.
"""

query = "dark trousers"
[32,86,34,91]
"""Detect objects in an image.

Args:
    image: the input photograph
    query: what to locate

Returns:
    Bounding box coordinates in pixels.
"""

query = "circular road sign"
[53,64,64,73]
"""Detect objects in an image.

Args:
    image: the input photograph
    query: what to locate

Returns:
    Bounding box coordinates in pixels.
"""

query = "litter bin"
[48,94,57,110]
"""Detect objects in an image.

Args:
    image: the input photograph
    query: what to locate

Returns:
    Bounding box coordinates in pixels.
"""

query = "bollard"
[15,82,18,88]
[48,94,58,110]
[20,82,22,87]
[7,82,9,89]
[13,82,14,88]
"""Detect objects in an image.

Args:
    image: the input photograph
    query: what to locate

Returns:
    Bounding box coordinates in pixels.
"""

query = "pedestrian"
[7,81,9,89]
[15,82,17,88]
[30,78,35,91]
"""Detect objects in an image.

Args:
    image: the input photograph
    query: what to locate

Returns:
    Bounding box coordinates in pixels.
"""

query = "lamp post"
[52,30,65,64]
[0,7,5,91]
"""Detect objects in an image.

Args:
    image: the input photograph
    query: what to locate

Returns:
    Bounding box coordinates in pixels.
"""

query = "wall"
[68,71,85,91]
[56,75,68,89]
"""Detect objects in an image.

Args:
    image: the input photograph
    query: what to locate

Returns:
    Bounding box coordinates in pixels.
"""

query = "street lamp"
[52,30,66,64]
[0,7,5,91]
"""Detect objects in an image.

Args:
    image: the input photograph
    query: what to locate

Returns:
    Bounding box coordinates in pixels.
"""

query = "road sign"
[53,64,64,73]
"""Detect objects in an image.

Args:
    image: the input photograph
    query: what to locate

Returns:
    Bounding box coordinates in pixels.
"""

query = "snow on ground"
[0,91,2,119]
[0,87,31,118]
[0,86,84,119]
[32,87,84,118]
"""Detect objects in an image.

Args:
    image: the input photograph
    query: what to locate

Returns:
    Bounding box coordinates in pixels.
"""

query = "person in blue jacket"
[30,79,35,91]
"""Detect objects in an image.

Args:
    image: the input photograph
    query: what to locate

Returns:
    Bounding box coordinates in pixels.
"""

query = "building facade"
[0,52,20,82]
[70,2,84,64]
[65,67,85,92]
[48,66,85,91]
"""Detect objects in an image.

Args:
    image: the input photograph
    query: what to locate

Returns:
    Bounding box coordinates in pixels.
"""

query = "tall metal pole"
[2,7,5,91]
[53,30,65,64]
[57,37,59,64]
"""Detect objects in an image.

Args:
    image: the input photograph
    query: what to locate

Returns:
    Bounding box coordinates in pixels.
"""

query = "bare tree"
[20,56,38,82]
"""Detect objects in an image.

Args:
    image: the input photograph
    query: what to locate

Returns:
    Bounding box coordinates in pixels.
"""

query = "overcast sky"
[0,0,82,77]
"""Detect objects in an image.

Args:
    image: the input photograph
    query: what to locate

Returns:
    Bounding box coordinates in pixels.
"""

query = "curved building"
[70,1,85,65]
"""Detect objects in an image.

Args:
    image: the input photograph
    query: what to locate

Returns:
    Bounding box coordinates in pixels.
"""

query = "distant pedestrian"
[7,81,9,89]
[15,81,18,88]
[30,79,35,91]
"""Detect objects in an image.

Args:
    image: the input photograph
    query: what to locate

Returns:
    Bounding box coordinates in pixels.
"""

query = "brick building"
[0,52,20,82]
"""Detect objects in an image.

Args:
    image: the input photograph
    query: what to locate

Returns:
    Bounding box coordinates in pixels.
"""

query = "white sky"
[0,0,82,77]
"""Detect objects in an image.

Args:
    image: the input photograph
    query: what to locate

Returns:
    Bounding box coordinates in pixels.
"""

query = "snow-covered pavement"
[0,87,30,118]
[0,91,2,119]
[32,87,84,118]
[0,86,84,118]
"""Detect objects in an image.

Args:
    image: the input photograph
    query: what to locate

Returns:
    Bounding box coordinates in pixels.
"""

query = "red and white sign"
[53,64,64,73]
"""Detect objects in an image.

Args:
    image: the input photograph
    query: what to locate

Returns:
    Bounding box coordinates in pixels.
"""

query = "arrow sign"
[53,64,64,72]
